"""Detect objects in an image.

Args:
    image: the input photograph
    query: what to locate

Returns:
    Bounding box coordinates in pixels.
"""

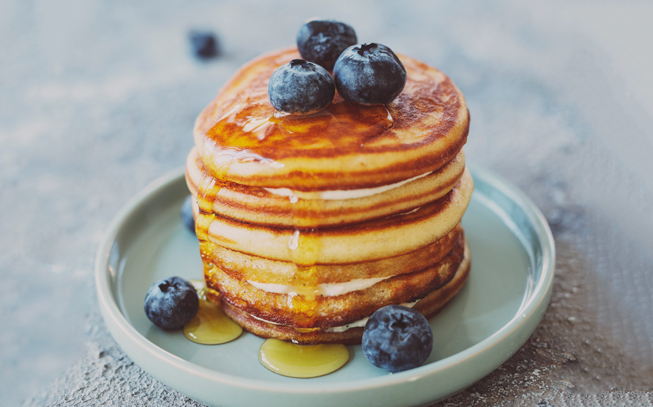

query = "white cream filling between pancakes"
[249,300,419,333]
[247,276,391,297]
[189,147,435,201]
[263,170,434,200]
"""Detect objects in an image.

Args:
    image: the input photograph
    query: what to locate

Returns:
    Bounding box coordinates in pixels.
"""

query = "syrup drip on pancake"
[287,227,323,323]
[289,231,322,266]
[207,97,394,156]
[197,170,222,214]
[286,184,324,323]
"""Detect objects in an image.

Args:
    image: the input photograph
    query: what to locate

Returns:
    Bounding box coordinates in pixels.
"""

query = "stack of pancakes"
[186,48,472,344]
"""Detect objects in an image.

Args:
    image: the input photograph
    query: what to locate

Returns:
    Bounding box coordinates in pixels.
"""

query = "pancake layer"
[200,225,463,285]
[204,232,465,328]
[186,147,466,228]
[193,48,470,191]
[210,240,471,345]
[195,169,473,265]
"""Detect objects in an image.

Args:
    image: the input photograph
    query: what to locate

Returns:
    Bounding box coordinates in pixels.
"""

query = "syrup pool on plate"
[186,281,349,378]
[184,280,242,345]
[259,338,350,378]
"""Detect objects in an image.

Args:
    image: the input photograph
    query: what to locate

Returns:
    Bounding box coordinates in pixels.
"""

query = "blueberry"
[362,305,433,373]
[268,59,335,115]
[333,43,407,105]
[189,30,220,60]
[144,276,199,330]
[181,195,195,235]
[296,20,357,70]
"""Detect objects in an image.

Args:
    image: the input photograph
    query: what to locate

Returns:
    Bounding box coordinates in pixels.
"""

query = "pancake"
[211,239,471,345]
[187,47,474,345]
[193,47,470,191]
[200,224,463,285]
[195,168,473,265]
[187,147,466,228]
[204,233,465,329]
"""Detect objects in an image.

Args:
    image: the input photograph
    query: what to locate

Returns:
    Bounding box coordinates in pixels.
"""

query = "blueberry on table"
[333,43,407,105]
[144,276,199,330]
[297,19,357,70]
[268,59,335,115]
[189,30,220,60]
[181,194,195,235]
[362,305,433,373]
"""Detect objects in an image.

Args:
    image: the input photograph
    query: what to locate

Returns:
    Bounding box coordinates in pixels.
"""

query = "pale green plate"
[95,164,555,407]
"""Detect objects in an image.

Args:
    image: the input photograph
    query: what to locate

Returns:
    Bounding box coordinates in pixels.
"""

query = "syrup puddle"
[258,339,349,378]
[184,281,242,345]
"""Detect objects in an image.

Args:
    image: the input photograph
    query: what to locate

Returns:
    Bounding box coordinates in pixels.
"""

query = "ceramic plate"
[95,164,555,407]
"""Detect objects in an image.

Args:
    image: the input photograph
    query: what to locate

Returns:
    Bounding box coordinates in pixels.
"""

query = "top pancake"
[194,47,470,191]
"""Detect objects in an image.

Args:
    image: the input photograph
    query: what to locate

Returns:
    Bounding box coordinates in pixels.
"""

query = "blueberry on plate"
[189,30,220,60]
[181,194,195,235]
[268,59,335,115]
[362,305,433,373]
[144,276,199,330]
[333,43,407,105]
[296,19,357,70]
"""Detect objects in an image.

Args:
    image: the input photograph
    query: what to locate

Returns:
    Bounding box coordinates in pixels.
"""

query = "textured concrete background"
[1,0,652,406]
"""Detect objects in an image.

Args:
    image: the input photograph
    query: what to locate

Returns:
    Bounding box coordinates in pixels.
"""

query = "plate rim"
[95,164,555,396]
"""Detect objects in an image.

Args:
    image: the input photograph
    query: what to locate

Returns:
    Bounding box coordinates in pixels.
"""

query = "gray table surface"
[2,0,652,406]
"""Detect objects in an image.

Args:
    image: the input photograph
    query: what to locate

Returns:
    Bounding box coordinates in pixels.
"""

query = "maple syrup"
[189,279,206,294]
[258,339,349,378]
[205,97,394,161]
[184,298,243,345]
[184,280,242,345]
[286,228,324,324]
[197,169,223,214]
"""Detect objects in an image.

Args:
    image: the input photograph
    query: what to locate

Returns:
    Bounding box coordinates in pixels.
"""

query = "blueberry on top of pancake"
[334,43,407,105]
[297,19,357,70]
[268,59,335,115]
